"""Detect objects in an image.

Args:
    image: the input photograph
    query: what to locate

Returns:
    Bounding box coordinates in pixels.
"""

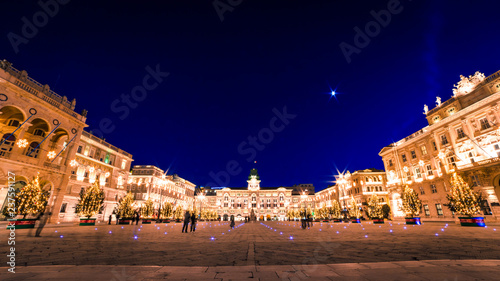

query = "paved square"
[7,220,500,267]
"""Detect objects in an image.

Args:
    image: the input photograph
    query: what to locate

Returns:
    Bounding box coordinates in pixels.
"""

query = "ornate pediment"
[452,71,485,97]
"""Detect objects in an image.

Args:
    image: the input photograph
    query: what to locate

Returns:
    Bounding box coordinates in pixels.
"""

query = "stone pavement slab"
[1,260,500,280]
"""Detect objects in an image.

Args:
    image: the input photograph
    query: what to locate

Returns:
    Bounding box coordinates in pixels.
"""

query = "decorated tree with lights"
[190,207,198,218]
[446,172,481,217]
[328,200,341,219]
[318,206,329,219]
[173,206,184,221]
[14,174,49,219]
[348,197,362,219]
[117,192,135,218]
[401,185,421,217]
[76,180,104,218]
[141,198,155,219]
[160,202,174,220]
[367,194,383,219]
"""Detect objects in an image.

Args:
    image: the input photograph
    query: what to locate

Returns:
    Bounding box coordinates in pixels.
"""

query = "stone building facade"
[58,130,133,222]
[128,165,195,211]
[379,70,500,221]
[314,169,388,217]
[202,169,315,221]
[0,60,87,222]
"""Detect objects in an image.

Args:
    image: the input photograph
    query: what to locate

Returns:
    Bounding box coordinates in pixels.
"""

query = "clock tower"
[247,169,261,191]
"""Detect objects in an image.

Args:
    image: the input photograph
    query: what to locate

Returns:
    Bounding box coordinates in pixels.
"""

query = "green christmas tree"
[348,197,362,219]
[160,202,174,219]
[173,205,184,220]
[15,174,49,218]
[401,185,422,217]
[117,192,135,218]
[76,181,104,218]
[367,194,383,219]
[446,172,481,217]
[318,206,329,219]
[329,200,341,219]
[141,198,155,219]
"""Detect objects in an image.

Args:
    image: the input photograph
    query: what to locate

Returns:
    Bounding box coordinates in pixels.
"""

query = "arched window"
[7,119,20,127]
[26,142,40,158]
[33,129,46,137]
[0,133,16,156]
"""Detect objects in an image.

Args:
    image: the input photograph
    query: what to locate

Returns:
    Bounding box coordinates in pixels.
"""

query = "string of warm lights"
[140,198,155,219]
[367,194,383,219]
[76,180,105,218]
[401,185,422,217]
[348,197,362,219]
[117,192,135,218]
[14,174,49,218]
[446,172,481,217]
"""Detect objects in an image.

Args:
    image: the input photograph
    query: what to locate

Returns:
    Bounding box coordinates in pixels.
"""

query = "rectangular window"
[411,150,417,159]
[419,186,425,195]
[494,144,500,157]
[431,184,437,193]
[480,118,491,130]
[415,167,422,178]
[388,159,393,167]
[432,141,437,151]
[420,145,427,155]
[60,203,67,213]
[426,164,433,176]
[406,171,411,181]
[435,204,443,216]
[471,175,481,187]
[121,160,127,170]
[424,205,430,216]
[77,146,83,153]
[440,135,448,145]
[401,154,407,162]
[456,128,466,139]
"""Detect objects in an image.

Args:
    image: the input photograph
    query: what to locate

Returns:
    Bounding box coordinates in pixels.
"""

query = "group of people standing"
[300,211,314,229]
[182,210,198,233]
[182,212,236,233]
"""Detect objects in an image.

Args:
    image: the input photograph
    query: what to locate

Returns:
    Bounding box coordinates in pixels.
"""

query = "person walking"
[301,210,307,229]
[135,211,140,225]
[116,213,120,225]
[306,213,311,228]
[182,210,191,233]
[190,211,197,232]
[230,215,235,229]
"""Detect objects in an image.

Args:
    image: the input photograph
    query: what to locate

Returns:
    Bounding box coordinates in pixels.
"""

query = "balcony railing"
[0,60,85,122]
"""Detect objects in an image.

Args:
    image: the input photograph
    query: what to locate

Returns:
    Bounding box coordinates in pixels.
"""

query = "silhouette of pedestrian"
[182,210,191,233]
[230,215,235,229]
[135,211,140,225]
[190,212,197,232]
[116,213,120,225]
[34,211,49,237]
[108,214,112,225]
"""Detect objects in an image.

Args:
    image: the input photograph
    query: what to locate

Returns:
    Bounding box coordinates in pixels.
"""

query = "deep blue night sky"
[2,1,500,191]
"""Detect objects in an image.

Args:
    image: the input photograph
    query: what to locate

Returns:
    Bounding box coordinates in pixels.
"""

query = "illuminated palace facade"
[59,131,133,222]
[0,59,197,223]
[202,169,316,221]
[379,70,500,221]
[128,165,196,211]
[0,60,87,222]
[314,169,388,216]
